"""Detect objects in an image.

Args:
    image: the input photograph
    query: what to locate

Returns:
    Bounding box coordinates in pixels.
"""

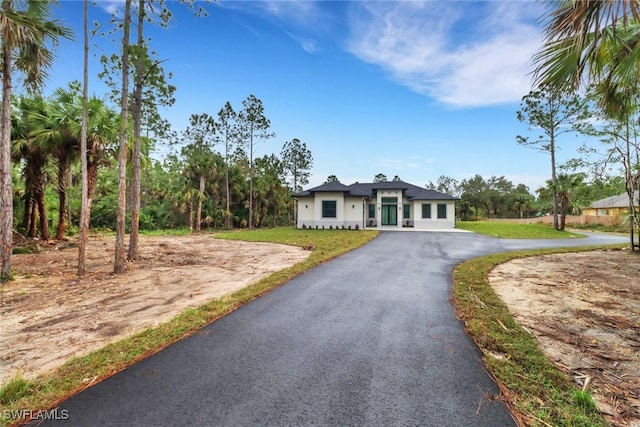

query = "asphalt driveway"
[41,231,627,426]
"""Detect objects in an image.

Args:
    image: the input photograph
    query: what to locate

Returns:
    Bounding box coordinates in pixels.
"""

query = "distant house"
[583,191,640,216]
[293,180,458,230]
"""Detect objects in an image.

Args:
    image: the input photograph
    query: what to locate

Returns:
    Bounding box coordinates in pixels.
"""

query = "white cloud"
[95,0,126,16]
[260,0,319,25]
[219,0,324,53]
[346,1,545,108]
[287,32,319,54]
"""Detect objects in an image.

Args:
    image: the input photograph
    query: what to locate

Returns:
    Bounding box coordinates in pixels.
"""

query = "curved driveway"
[44,231,626,426]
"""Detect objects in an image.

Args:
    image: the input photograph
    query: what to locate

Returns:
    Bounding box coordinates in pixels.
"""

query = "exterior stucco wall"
[583,207,628,216]
[297,194,366,229]
[343,197,364,228]
[296,190,457,230]
[412,201,456,230]
[296,197,315,228]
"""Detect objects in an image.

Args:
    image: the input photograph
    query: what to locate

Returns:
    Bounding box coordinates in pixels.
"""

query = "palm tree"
[169,185,197,232]
[75,98,119,208]
[11,96,51,240]
[556,173,586,231]
[538,174,586,231]
[1,0,71,279]
[181,147,223,233]
[512,184,535,219]
[29,86,81,240]
[533,1,640,247]
[533,1,640,99]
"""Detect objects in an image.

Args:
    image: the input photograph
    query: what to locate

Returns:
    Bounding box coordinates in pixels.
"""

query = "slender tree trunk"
[188,202,193,232]
[22,192,32,230]
[114,0,132,274]
[28,201,37,238]
[292,168,298,225]
[128,0,144,261]
[78,0,90,276]
[36,190,49,240]
[627,185,635,250]
[550,134,559,231]
[249,124,254,230]
[196,175,204,233]
[55,159,69,240]
[225,143,230,229]
[0,34,13,279]
[617,120,639,251]
[625,128,636,251]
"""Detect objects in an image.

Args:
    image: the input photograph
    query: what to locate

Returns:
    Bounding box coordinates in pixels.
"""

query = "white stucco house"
[294,180,458,230]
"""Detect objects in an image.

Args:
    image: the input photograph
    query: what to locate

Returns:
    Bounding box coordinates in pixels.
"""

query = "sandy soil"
[489,250,640,427]
[0,235,310,386]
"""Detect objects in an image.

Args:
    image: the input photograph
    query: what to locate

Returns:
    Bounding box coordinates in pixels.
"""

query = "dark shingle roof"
[294,180,458,200]
[349,181,457,200]
[293,181,364,197]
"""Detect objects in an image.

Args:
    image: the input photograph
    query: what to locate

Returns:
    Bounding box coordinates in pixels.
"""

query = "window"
[381,197,397,203]
[403,204,410,219]
[437,203,447,219]
[322,200,337,218]
[368,204,375,218]
[421,203,431,219]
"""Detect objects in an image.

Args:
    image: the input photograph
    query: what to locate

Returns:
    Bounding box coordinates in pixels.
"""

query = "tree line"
[428,174,624,225]
[3,1,640,279]
[9,88,314,236]
[0,0,314,279]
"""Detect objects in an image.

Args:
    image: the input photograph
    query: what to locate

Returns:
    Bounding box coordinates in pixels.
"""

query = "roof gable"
[348,181,457,200]
[295,180,458,200]
[293,181,368,197]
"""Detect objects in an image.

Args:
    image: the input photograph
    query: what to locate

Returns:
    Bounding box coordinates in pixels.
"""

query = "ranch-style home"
[583,191,640,217]
[294,180,458,230]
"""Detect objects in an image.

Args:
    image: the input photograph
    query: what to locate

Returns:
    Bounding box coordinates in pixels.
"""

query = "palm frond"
[534,0,640,90]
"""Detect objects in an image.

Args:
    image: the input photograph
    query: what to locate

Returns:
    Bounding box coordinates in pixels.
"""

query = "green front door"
[381,204,397,225]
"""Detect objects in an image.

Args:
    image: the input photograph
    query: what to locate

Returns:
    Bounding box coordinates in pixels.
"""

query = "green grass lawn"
[457,221,586,239]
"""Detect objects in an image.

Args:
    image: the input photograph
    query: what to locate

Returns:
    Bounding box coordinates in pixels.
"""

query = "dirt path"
[489,250,640,427]
[0,235,310,386]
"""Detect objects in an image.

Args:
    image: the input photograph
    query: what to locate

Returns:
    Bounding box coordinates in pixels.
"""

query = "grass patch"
[572,390,597,411]
[0,227,377,425]
[452,244,625,426]
[457,221,585,239]
[0,377,34,405]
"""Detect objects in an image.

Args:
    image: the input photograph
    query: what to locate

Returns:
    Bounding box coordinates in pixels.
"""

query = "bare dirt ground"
[0,235,310,386]
[489,250,640,427]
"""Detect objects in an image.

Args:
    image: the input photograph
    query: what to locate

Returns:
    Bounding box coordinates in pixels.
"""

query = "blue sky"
[43,0,587,193]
